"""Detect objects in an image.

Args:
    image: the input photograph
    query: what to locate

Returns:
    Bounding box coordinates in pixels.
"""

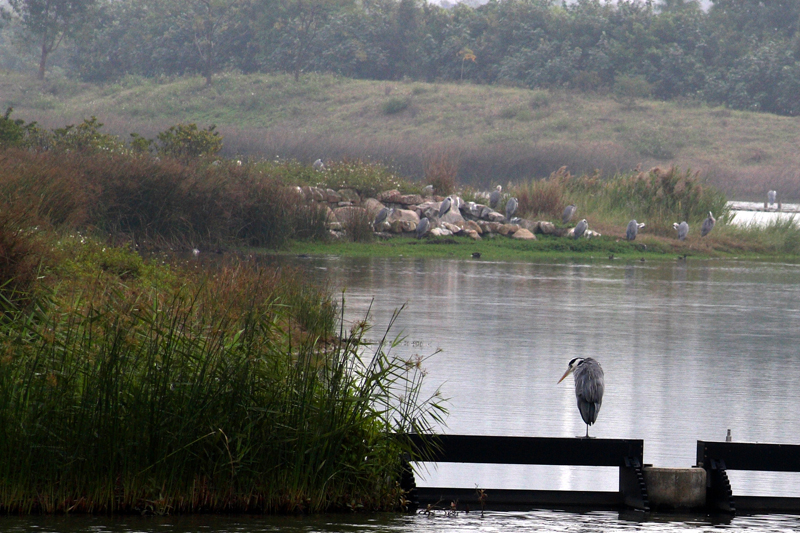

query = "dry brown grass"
[5,71,800,199]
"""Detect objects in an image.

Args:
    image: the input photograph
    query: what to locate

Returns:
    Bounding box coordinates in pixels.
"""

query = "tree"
[9,0,94,79]
[271,0,352,81]
[167,0,246,85]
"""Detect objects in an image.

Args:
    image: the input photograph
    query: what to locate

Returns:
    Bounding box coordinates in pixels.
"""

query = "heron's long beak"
[557,368,572,384]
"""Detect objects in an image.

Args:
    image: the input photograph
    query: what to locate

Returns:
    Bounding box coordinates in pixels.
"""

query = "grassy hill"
[2,71,798,200]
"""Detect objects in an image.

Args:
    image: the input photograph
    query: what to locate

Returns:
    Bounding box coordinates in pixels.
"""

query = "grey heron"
[422,184,434,197]
[562,204,576,224]
[489,186,502,209]
[373,207,393,229]
[573,219,588,239]
[558,357,604,438]
[701,212,715,237]
[768,190,777,206]
[626,220,645,241]
[313,158,325,171]
[416,217,431,239]
[673,221,689,241]
[505,197,518,220]
[439,197,453,217]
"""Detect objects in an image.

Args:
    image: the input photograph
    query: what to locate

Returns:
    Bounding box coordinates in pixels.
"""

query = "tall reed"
[0,258,444,514]
[514,166,730,234]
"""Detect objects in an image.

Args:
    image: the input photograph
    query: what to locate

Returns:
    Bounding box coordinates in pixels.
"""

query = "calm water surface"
[290,256,800,499]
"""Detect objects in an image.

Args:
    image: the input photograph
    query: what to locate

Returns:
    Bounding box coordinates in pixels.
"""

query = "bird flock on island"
[368,181,723,243]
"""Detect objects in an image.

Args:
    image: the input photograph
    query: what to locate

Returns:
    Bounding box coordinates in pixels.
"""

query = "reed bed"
[0,252,444,514]
[513,166,730,236]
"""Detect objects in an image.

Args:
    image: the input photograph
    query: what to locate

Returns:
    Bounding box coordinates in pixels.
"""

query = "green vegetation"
[3,0,798,118]
[2,72,797,202]
[0,120,447,515]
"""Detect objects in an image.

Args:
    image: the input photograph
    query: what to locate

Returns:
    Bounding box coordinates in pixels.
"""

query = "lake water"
[7,256,800,532]
[298,256,800,500]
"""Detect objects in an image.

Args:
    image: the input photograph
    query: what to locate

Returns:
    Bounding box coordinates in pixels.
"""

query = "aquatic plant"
[0,249,445,514]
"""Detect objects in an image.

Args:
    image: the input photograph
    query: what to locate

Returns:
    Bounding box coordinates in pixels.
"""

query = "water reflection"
[1,510,799,532]
[283,256,800,497]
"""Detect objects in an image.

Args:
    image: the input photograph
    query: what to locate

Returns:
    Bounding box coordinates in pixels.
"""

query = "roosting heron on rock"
[505,197,518,220]
[626,220,645,241]
[573,219,588,239]
[673,221,689,241]
[562,204,576,224]
[558,357,605,438]
[489,185,502,209]
[439,197,453,217]
[701,212,716,237]
[373,207,393,229]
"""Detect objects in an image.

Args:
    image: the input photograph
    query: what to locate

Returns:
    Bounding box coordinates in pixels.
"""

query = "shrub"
[51,116,125,153]
[156,123,223,160]
[613,75,652,108]
[382,97,410,115]
[423,148,459,196]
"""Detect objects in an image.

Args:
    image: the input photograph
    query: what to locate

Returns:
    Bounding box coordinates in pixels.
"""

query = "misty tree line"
[3,0,800,115]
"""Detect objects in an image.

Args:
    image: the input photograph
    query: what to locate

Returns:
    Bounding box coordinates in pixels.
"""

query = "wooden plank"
[408,434,643,467]
[697,441,800,472]
[416,487,621,511]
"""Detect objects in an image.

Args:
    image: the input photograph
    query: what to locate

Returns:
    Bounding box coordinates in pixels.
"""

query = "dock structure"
[406,434,649,512]
[403,434,800,515]
[697,440,800,513]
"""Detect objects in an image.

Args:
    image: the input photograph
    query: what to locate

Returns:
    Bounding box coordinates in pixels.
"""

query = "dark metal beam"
[408,434,644,467]
[697,441,800,472]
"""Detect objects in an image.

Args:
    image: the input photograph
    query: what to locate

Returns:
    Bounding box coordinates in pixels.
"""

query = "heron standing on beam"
[558,357,605,438]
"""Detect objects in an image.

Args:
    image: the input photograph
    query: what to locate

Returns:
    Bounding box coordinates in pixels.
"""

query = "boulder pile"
[294,186,602,241]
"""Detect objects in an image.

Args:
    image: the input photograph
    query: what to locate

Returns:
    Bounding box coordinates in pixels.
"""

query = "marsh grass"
[0,255,444,514]
[7,71,800,198]
[513,166,730,236]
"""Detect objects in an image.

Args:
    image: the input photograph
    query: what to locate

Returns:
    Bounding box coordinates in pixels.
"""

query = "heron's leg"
[585,425,590,438]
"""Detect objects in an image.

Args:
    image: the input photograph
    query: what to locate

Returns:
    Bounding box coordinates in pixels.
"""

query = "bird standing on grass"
[701,212,716,237]
[673,221,689,241]
[313,158,325,171]
[626,220,645,241]
[558,357,605,439]
[416,217,431,239]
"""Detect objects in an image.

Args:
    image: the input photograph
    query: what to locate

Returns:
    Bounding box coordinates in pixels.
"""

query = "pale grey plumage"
[558,357,604,438]
[562,204,576,224]
[573,219,588,239]
[489,186,502,209]
[313,158,325,171]
[626,220,645,241]
[416,217,431,239]
[673,221,689,241]
[439,197,452,217]
[505,197,518,220]
[374,207,392,228]
[768,190,777,205]
[701,211,715,237]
